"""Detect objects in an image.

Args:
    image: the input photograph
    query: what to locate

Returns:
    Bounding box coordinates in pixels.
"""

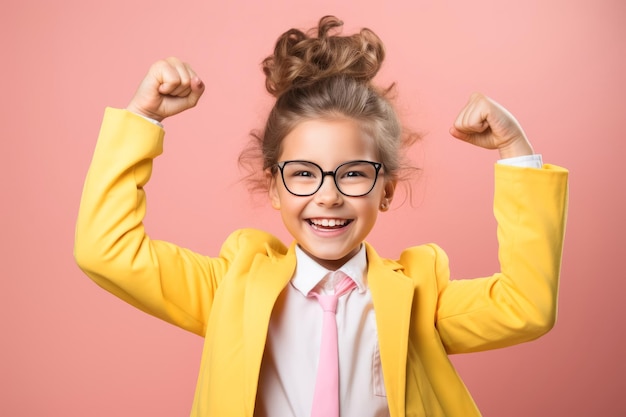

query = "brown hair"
[240,16,418,194]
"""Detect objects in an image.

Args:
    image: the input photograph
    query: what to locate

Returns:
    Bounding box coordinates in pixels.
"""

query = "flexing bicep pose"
[75,16,567,417]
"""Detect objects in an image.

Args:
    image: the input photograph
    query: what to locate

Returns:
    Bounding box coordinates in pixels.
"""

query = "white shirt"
[255,245,389,417]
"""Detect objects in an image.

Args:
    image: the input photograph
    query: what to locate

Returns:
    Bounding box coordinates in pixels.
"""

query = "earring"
[380,202,388,210]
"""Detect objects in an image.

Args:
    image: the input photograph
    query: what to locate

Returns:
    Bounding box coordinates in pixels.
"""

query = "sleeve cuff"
[497,154,543,168]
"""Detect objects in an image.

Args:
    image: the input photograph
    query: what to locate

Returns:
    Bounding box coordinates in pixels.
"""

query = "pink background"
[2,0,624,416]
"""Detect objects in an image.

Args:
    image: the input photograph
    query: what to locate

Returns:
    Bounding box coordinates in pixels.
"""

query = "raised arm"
[74,59,226,336]
[435,93,568,353]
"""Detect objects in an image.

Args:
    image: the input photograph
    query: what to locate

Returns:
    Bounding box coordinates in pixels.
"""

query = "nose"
[314,175,343,206]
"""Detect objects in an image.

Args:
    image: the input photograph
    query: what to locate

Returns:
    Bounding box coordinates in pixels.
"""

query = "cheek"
[354,197,383,218]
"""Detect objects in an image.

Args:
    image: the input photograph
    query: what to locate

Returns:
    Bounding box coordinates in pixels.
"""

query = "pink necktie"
[308,274,357,417]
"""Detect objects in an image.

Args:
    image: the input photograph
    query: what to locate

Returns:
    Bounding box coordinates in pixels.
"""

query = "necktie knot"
[309,274,356,313]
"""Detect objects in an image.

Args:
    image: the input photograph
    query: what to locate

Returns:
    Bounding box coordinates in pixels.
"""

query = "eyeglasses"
[274,160,383,197]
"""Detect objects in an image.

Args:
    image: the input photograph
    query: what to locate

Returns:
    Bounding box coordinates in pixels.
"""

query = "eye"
[282,162,320,180]
[344,170,366,178]
[292,170,315,178]
[338,162,376,180]
[346,170,368,177]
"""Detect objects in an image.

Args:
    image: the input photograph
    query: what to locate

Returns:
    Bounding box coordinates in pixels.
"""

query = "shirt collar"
[292,244,368,296]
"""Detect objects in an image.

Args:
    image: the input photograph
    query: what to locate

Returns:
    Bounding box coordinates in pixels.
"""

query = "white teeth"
[310,218,347,227]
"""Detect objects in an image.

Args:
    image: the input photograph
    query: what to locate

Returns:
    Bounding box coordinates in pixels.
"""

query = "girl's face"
[269,117,395,270]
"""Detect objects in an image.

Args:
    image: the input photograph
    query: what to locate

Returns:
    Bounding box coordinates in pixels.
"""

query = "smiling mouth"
[307,218,352,230]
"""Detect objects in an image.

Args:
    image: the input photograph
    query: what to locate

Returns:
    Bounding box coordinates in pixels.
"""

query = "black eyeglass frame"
[274,160,383,197]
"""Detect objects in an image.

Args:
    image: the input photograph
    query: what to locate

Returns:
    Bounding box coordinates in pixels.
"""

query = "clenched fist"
[127,57,205,122]
[450,93,534,159]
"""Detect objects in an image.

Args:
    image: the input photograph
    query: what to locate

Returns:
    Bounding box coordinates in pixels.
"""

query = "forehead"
[279,118,378,165]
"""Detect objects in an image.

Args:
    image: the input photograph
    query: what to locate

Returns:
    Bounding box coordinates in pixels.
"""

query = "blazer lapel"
[242,242,297,408]
[366,243,414,417]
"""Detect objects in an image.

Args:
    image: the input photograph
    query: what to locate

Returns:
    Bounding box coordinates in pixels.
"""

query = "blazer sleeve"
[74,108,231,336]
[434,163,569,354]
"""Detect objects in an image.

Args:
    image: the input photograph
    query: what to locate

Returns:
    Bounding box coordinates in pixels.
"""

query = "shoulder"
[366,242,449,276]
[366,242,452,297]
[398,243,449,272]
[219,228,289,259]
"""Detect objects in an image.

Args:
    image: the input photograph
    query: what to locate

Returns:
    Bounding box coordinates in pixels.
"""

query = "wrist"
[126,103,164,123]
[126,108,164,128]
[498,137,534,159]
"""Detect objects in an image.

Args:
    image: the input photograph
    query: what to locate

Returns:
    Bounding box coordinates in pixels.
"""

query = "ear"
[379,180,397,212]
[267,169,281,210]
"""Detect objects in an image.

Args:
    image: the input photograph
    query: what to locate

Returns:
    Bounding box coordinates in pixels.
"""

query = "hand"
[126,57,205,122]
[449,93,534,159]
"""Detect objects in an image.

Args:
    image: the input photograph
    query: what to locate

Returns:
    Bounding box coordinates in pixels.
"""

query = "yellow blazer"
[75,108,569,417]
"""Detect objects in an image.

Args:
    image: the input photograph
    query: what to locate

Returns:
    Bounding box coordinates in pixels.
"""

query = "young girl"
[75,16,568,417]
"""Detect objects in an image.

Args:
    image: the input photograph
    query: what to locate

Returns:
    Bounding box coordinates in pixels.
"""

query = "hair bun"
[262,16,386,97]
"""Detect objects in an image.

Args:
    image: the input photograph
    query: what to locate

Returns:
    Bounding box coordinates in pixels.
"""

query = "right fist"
[126,57,205,122]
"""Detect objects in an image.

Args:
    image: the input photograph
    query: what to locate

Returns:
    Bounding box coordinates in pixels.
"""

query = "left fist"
[450,93,534,159]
